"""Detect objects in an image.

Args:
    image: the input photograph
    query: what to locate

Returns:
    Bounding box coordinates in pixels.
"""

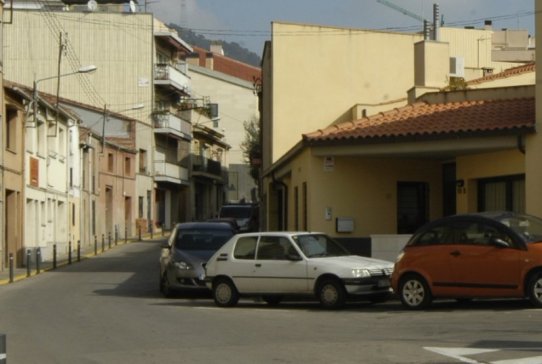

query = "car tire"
[262,295,283,306]
[213,278,239,307]
[160,272,175,298]
[399,274,432,310]
[317,279,346,309]
[527,272,542,308]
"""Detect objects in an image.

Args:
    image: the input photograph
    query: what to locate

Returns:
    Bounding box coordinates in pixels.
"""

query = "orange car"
[391,212,542,309]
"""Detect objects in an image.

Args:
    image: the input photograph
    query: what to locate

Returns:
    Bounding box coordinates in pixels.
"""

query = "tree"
[240,118,261,183]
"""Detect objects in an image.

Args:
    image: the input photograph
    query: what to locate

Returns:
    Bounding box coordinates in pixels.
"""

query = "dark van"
[218,203,259,232]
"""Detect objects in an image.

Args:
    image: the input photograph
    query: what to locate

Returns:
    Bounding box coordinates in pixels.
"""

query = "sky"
[145,0,535,55]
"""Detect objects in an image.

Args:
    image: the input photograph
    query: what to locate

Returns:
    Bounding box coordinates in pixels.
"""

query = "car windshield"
[174,229,234,251]
[220,206,252,219]
[292,234,350,258]
[498,214,542,243]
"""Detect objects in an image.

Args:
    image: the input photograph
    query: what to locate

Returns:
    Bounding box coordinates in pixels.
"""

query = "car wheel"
[317,279,346,309]
[213,278,239,307]
[527,272,542,308]
[262,295,283,306]
[160,272,174,298]
[399,274,432,310]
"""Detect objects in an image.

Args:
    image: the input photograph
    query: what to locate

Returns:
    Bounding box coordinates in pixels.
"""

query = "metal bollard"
[102,234,105,253]
[26,250,31,277]
[150,226,153,239]
[53,244,57,270]
[115,226,118,246]
[0,333,6,364]
[8,254,14,283]
[68,241,72,265]
[36,248,41,274]
[108,232,112,249]
[138,225,142,241]
[94,236,98,256]
[125,227,128,244]
[77,240,81,262]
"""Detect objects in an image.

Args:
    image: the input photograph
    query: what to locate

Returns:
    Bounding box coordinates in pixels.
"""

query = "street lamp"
[32,65,98,125]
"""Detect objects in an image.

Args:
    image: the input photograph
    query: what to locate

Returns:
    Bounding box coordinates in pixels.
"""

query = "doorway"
[397,182,428,234]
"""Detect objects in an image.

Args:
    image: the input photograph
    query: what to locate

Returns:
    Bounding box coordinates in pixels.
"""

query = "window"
[257,236,293,260]
[6,108,17,151]
[233,236,257,259]
[108,153,114,172]
[139,149,147,173]
[478,175,525,214]
[125,156,131,175]
[302,182,308,231]
[294,186,299,231]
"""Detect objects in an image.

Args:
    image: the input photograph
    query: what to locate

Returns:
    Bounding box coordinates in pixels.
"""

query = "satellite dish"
[129,0,137,13]
[87,0,97,11]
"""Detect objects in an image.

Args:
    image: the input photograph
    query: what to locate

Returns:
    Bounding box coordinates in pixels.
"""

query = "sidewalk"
[0,232,168,286]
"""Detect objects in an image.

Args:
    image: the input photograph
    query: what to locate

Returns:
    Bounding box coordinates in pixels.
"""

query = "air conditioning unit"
[450,56,465,78]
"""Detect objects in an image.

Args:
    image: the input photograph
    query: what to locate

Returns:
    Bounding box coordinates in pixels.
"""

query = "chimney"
[484,20,493,30]
[210,42,224,56]
[433,3,440,41]
[205,52,214,70]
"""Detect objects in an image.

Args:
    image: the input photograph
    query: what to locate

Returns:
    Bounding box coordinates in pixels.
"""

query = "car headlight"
[174,261,193,270]
[352,269,370,278]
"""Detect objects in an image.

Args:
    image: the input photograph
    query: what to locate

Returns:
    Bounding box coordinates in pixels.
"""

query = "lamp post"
[32,65,97,125]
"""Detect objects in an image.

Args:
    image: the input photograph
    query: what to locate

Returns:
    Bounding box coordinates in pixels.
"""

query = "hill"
[169,24,262,67]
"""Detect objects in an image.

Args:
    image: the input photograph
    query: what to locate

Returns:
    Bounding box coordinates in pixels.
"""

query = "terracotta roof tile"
[468,63,535,85]
[303,98,534,143]
[192,46,261,83]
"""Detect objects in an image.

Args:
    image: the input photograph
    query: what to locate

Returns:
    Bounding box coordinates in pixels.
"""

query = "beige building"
[3,7,156,234]
[187,46,261,203]
[1,84,25,269]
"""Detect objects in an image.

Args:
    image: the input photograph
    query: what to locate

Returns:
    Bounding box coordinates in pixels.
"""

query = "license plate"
[377,279,390,288]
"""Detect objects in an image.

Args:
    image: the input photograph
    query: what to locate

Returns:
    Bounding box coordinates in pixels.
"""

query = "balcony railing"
[153,160,189,185]
[154,62,191,94]
[153,111,192,140]
[192,155,222,177]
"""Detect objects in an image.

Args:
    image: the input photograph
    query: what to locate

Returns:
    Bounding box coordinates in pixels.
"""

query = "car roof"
[233,231,324,237]
[175,222,235,230]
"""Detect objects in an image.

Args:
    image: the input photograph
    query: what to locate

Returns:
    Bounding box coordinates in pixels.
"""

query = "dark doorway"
[397,182,428,234]
[442,163,457,216]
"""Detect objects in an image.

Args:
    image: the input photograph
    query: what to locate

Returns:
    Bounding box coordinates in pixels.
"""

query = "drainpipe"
[517,135,526,154]
[271,172,288,231]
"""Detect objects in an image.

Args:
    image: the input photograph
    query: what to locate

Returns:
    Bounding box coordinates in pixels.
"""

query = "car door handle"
[255,263,261,267]
[450,250,461,257]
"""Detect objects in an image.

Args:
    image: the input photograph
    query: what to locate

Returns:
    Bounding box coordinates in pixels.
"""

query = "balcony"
[153,111,192,140]
[154,62,191,95]
[153,160,189,185]
[192,155,223,179]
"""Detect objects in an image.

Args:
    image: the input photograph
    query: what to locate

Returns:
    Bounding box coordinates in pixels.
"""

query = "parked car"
[205,232,394,309]
[391,211,542,309]
[218,203,259,232]
[159,222,236,297]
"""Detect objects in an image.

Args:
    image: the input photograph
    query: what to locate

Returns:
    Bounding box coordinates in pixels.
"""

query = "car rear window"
[220,206,253,218]
[175,229,233,251]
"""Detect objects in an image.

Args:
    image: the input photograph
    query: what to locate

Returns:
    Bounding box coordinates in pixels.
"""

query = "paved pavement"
[0,233,168,285]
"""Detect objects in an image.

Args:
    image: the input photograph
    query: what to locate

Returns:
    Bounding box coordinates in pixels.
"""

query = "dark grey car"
[159,222,236,297]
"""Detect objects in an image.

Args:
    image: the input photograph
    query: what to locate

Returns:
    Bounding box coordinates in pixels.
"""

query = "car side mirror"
[286,253,303,261]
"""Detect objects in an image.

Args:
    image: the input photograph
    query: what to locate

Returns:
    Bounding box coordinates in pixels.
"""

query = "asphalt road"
[0,239,541,364]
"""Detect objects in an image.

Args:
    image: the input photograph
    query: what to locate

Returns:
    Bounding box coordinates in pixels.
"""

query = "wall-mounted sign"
[336,217,354,233]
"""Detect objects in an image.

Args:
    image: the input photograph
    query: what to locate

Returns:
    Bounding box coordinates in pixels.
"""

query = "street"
[0,239,541,364]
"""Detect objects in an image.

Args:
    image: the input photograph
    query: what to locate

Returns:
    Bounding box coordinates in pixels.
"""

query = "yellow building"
[261,21,535,255]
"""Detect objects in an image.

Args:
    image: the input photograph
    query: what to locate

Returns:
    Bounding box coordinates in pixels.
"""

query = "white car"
[204,232,394,309]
